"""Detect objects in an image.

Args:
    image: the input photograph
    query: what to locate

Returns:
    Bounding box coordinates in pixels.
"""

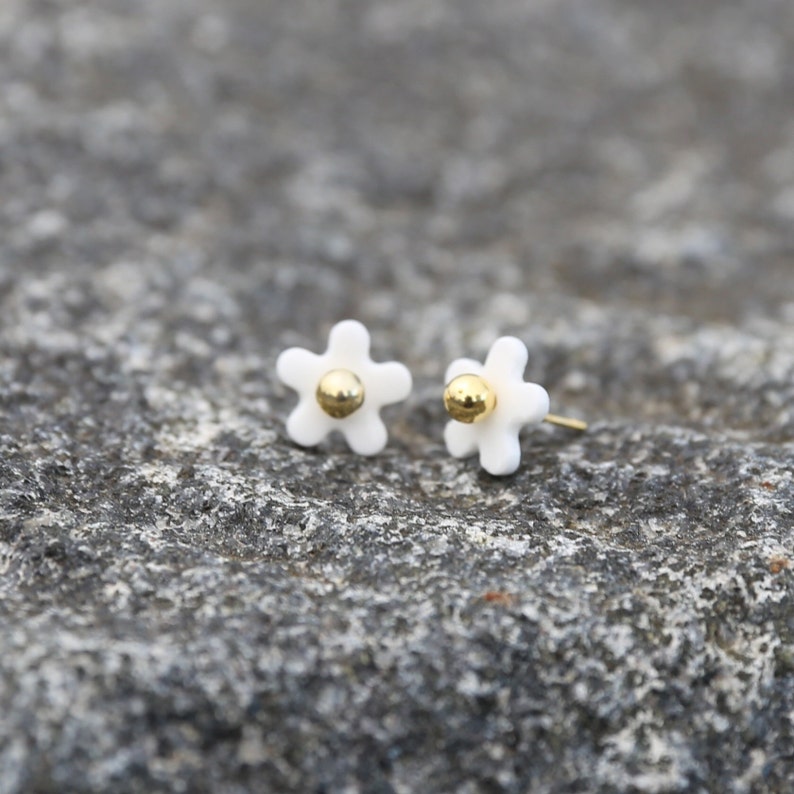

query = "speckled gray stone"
[1,0,793,792]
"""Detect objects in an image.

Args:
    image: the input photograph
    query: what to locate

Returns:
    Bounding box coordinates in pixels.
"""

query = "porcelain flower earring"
[277,320,412,456]
[443,337,586,476]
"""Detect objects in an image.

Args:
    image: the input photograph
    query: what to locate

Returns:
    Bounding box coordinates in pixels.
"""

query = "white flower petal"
[444,357,484,384]
[478,427,521,476]
[444,421,479,459]
[340,409,388,456]
[285,400,335,448]
[362,361,412,406]
[484,336,528,381]
[326,319,371,365]
[498,382,550,426]
[276,347,323,392]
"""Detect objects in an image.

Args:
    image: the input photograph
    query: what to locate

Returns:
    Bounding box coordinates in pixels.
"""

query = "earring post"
[544,413,588,431]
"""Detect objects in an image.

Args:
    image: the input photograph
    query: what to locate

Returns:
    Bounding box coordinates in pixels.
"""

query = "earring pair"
[276,319,586,476]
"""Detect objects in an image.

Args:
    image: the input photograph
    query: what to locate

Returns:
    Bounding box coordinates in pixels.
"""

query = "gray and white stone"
[1,0,793,791]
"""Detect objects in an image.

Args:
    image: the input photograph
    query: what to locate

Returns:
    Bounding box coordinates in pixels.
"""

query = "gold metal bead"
[316,369,365,419]
[443,374,497,424]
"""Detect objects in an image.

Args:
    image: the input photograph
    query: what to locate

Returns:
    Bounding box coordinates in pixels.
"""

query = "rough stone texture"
[1,0,793,791]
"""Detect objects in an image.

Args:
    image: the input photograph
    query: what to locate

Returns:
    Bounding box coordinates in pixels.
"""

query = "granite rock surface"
[1,0,793,792]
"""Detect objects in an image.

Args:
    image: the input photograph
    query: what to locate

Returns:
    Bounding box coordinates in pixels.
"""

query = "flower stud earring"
[443,336,586,476]
[277,320,412,456]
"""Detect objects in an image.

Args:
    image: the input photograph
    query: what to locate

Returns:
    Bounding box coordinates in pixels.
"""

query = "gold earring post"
[544,414,587,431]
[444,373,588,431]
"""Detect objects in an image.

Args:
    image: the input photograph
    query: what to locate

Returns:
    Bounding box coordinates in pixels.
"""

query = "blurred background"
[2,0,793,444]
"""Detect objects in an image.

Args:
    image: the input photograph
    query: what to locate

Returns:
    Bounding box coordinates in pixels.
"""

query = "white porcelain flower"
[277,320,412,456]
[443,336,549,476]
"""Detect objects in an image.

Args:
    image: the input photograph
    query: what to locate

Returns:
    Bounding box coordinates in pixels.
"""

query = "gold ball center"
[316,369,365,419]
[443,374,497,424]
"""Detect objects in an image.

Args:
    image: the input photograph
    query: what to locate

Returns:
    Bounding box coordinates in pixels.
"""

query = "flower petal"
[276,347,323,393]
[484,336,528,381]
[326,319,371,365]
[361,361,412,407]
[498,382,550,427]
[285,400,335,448]
[340,409,388,456]
[444,420,479,459]
[478,425,522,476]
[444,357,484,385]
